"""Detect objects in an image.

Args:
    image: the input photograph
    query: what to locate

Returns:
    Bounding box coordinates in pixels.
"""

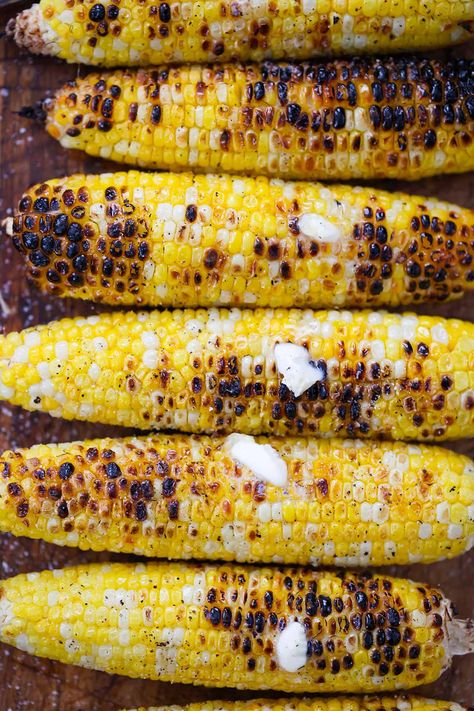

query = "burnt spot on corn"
[11,179,153,300]
[198,568,447,681]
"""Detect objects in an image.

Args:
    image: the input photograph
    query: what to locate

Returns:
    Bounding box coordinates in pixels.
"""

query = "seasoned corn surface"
[0,309,473,441]
[1,435,473,566]
[8,0,474,66]
[41,58,474,181]
[0,562,459,691]
[8,171,474,308]
[127,696,467,711]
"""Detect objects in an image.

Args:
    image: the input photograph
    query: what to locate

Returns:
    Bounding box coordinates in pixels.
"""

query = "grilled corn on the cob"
[26,58,474,181]
[2,435,473,566]
[0,562,472,691]
[127,697,467,711]
[8,0,474,66]
[1,309,473,440]
[7,171,474,308]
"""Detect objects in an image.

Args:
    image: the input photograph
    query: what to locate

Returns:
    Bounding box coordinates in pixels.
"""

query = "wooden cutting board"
[0,8,473,708]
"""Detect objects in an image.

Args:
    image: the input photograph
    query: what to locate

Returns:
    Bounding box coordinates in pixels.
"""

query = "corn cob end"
[6,6,54,58]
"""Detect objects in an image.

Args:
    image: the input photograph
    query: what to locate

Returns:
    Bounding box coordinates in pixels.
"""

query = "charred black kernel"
[319,595,332,617]
[207,588,216,603]
[333,107,346,129]
[387,608,400,626]
[355,591,368,610]
[334,597,344,613]
[33,197,49,212]
[379,662,389,676]
[432,613,443,627]
[168,500,179,519]
[255,612,265,633]
[66,243,79,259]
[305,593,318,616]
[162,477,176,497]
[7,483,22,496]
[441,375,453,390]
[72,255,87,272]
[23,233,39,249]
[445,81,458,103]
[371,82,383,102]
[89,3,105,20]
[363,631,373,649]
[287,103,301,124]
[137,242,149,260]
[107,4,119,18]
[380,245,392,261]
[204,248,218,268]
[30,251,50,267]
[393,106,405,131]
[150,105,162,124]
[59,462,74,480]
[376,226,387,244]
[98,119,112,132]
[376,629,386,645]
[381,107,393,130]
[67,222,83,242]
[343,654,354,669]
[369,243,380,259]
[277,82,288,103]
[263,591,273,609]
[369,105,382,129]
[68,273,83,286]
[17,502,29,518]
[245,612,254,628]
[135,500,147,521]
[106,462,121,479]
[19,196,32,211]
[247,658,256,671]
[57,500,69,518]
[424,129,437,148]
[254,82,265,100]
[184,204,198,223]
[209,607,221,625]
[242,637,251,654]
[417,343,429,357]
[330,659,340,674]
[409,644,420,658]
[284,576,293,590]
[386,628,401,646]
[53,214,68,236]
[100,98,113,119]
[102,257,114,276]
[466,96,474,120]
[220,607,232,628]
[383,645,394,662]
[406,260,421,277]
[159,2,171,21]
[370,649,381,663]
[46,269,60,283]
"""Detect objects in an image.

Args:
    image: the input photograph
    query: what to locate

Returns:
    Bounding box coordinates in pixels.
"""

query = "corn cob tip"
[447,618,474,656]
[17,100,48,124]
[6,6,50,57]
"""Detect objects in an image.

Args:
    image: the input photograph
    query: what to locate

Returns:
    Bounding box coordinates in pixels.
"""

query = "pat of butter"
[298,213,342,243]
[274,343,325,397]
[276,621,308,672]
[224,433,288,487]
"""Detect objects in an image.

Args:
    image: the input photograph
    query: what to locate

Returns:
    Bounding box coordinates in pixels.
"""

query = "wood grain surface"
[0,9,473,709]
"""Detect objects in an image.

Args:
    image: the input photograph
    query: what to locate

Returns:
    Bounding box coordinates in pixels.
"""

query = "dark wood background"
[0,7,473,708]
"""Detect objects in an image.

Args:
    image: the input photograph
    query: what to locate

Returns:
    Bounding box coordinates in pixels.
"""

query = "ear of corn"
[126,696,467,711]
[8,0,474,66]
[7,171,474,308]
[0,308,473,441]
[38,58,474,182]
[1,434,473,566]
[0,562,470,691]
